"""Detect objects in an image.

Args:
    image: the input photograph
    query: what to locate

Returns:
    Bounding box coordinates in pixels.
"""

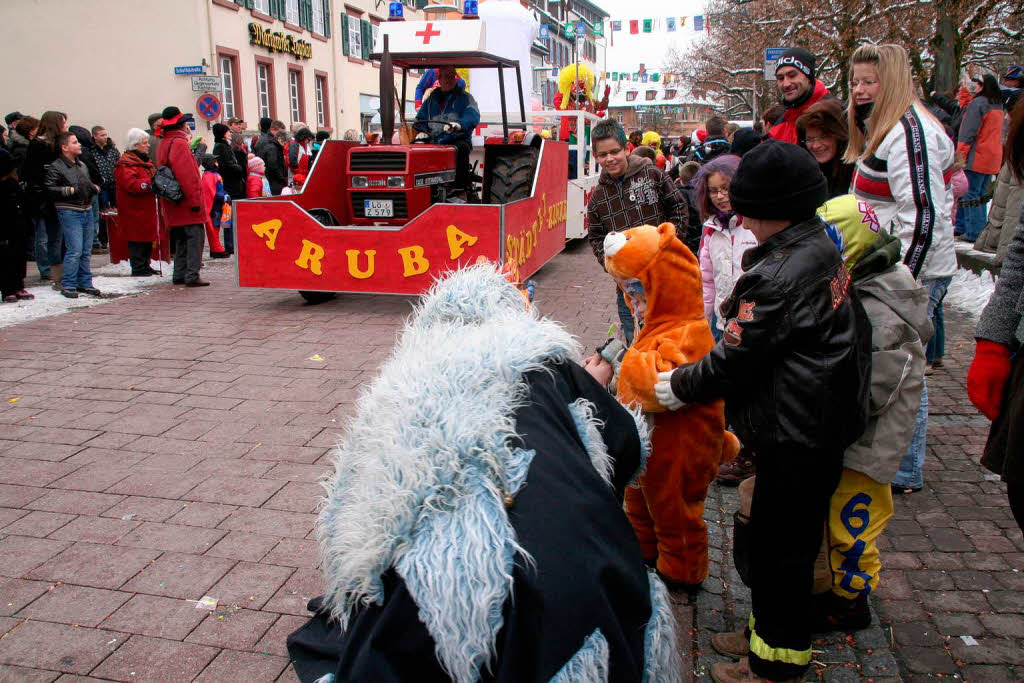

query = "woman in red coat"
[114,129,159,276]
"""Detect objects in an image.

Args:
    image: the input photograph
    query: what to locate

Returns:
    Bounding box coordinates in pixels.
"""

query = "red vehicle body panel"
[234,140,568,296]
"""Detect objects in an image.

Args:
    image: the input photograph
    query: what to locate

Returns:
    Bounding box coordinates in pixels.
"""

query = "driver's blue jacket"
[415,86,480,145]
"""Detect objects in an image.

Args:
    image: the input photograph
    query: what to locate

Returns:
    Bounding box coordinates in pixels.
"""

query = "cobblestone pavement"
[0,244,1020,681]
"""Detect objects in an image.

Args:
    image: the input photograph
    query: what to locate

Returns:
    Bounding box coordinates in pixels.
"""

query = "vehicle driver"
[415,66,480,195]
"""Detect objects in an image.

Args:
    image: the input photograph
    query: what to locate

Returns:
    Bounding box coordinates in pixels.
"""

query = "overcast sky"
[593,0,708,74]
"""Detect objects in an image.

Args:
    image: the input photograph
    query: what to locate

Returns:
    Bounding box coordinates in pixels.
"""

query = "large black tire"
[488,148,538,204]
[298,291,336,305]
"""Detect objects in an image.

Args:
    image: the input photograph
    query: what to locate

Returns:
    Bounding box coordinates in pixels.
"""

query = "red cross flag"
[374,19,486,53]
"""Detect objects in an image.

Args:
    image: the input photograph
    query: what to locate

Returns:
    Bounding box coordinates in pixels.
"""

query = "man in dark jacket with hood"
[587,119,691,345]
[694,115,732,163]
[768,47,833,144]
[254,118,287,195]
[654,142,870,683]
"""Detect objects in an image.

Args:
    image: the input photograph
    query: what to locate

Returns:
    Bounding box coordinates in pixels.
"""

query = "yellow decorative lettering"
[446,224,478,259]
[252,219,282,251]
[294,239,325,275]
[398,245,429,277]
[345,249,376,279]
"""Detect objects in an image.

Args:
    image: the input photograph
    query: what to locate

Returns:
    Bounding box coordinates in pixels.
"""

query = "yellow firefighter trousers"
[826,468,894,599]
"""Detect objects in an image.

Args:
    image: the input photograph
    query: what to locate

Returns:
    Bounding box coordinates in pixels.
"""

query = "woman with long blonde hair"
[846,46,956,496]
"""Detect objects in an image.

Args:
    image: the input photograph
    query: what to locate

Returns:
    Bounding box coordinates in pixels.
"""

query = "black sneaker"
[77,287,102,297]
[60,289,79,299]
[812,592,871,633]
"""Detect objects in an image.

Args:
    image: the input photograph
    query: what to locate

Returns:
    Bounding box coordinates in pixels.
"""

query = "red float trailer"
[233,19,578,302]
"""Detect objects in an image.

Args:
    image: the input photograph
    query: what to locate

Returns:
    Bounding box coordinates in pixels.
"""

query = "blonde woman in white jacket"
[846,44,955,494]
[694,154,758,341]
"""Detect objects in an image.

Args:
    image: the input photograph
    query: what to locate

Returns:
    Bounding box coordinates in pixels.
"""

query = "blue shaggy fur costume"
[287,266,682,683]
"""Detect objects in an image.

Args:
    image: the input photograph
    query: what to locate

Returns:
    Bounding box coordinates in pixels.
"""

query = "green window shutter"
[300,0,312,30]
[361,19,372,60]
[340,13,349,56]
[273,0,286,21]
[322,0,331,36]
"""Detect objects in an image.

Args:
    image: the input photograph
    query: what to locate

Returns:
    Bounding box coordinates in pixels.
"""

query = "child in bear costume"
[604,222,740,588]
[287,265,681,683]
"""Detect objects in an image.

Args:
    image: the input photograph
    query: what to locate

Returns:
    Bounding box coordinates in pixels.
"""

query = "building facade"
[526,0,608,107]
[607,83,717,137]
[2,0,424,147]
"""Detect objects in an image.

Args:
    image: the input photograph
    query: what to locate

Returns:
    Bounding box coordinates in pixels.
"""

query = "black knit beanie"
[212,123,229,141]
[775,47,816,82]
[729,141,828,221]
[729,127,761,157]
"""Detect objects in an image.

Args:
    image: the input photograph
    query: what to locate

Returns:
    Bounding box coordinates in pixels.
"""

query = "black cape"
[288,361,654,682]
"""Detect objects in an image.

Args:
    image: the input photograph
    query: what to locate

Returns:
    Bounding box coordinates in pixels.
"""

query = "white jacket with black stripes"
[853,103,957,282]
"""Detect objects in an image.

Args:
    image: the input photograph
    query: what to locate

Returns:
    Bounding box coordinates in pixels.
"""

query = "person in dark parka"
[0,149,33,301]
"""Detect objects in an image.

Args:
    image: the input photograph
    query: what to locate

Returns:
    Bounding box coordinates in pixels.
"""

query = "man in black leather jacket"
[655,141,871,683]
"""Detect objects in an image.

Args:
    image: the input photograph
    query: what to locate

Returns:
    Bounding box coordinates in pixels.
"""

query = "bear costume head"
[604,222,706,330]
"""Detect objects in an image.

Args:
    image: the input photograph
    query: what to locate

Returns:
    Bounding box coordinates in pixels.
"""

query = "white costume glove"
[449,122,462,131]
[654,371,684,410]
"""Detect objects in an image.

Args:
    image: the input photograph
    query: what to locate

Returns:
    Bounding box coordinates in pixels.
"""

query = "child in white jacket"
[694,154,758,341]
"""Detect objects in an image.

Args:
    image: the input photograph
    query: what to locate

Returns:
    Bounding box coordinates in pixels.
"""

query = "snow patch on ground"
[944,268,996,323]
[0,260,172,329]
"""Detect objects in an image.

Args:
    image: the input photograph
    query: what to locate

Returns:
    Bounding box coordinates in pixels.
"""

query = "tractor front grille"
[351,192,409,219]
[350,152,407,171]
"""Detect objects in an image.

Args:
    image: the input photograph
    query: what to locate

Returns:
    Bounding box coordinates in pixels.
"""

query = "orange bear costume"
[605,223,739,586]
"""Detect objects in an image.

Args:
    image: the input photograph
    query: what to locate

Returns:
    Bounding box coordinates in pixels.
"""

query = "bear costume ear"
[657,222,675,240]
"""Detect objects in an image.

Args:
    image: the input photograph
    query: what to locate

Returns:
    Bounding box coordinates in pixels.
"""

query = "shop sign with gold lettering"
[248,23,313,59]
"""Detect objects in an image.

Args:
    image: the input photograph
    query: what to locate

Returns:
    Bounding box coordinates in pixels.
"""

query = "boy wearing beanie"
[654,141,871,682]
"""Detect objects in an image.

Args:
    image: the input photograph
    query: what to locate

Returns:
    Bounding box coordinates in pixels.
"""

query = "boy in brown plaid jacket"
[587,119,692,344]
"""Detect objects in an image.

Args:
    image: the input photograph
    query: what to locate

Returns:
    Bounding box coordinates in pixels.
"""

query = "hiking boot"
[60,289,79,299]
[717,448,755,486]
[812,592,871,633]
[711,657,800,683]
[77,287,102,297]
[711,630,750,660]
[185,280,211,287]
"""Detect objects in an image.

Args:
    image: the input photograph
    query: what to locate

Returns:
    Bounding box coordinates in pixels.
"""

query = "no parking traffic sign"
[196,93,222,121]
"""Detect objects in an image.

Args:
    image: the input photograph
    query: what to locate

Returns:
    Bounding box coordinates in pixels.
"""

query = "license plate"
[364,199,394,217]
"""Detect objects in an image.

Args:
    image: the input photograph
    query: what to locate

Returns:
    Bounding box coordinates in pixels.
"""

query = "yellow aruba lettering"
[397,245,429,277]
[345,249,376,279]
[294,239,325,275]
[252,219,282,250]
[446,224,478,259]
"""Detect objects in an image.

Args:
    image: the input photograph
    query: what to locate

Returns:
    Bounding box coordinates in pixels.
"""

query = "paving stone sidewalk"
[0,245,1020,682]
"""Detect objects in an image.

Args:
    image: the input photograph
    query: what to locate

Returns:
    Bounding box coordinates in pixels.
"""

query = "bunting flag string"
[535,14,717,42]
[602,14,714,35]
